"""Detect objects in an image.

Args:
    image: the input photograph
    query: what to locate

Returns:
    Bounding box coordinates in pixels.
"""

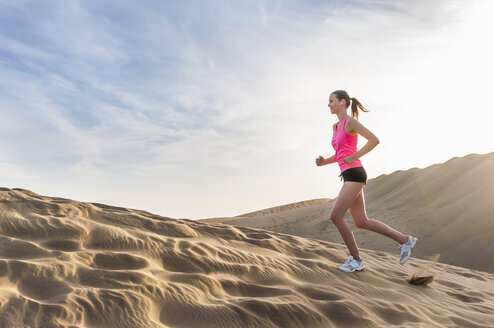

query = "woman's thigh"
[331,182,365,219]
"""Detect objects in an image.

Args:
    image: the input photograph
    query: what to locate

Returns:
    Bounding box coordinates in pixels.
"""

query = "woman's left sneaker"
[338,256,364,272]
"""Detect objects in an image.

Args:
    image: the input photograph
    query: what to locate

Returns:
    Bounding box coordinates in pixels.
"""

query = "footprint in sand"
[90,253,149,270]
[18,276,73,303]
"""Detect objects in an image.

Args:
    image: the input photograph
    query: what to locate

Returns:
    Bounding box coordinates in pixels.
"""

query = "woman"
[316,90,417,272]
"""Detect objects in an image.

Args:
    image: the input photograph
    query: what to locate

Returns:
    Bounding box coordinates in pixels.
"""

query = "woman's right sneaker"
[399,236,418,264]
[338,256,364,272]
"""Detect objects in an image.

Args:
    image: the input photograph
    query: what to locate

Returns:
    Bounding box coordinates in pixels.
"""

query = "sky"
[0,0,493,219]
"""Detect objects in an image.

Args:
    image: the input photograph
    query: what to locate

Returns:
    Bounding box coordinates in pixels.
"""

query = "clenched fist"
[315,156,325,166]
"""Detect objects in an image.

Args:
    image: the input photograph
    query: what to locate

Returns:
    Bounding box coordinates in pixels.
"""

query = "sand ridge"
[0,188,493,327]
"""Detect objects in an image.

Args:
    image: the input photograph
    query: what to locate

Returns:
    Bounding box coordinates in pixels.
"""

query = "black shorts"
[340,166,367,184]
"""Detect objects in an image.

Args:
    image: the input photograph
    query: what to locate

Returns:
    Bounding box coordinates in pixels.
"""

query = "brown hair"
[331,90,369,120]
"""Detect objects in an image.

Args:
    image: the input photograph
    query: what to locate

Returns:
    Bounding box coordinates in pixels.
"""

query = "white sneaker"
[338,256,364,272]
[399,236,417,264]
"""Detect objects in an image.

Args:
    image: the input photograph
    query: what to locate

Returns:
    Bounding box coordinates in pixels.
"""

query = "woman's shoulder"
[346,116,363,128]
[345,116,362,135]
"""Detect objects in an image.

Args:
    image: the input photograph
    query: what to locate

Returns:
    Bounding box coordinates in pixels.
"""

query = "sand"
[203,152,494,274]
[1,187,494,327]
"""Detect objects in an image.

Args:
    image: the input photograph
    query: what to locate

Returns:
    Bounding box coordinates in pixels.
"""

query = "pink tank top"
[331,115,363,172]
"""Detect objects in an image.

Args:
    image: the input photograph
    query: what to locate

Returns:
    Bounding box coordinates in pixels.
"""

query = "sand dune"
[205,152,494,274]
[1,188,494,327]
[199,199,332,225]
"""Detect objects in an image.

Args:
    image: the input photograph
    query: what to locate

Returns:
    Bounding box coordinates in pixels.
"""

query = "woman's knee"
[330,212,344,225]
[354,218,369,229]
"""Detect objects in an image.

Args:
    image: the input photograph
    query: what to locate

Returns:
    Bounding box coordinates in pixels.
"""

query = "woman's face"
[328,94,345,114]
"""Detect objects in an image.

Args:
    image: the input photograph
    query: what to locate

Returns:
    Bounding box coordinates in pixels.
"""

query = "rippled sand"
[1,188,493,327]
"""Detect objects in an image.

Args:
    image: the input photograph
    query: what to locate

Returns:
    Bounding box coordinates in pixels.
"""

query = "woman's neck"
[337,111,348,122]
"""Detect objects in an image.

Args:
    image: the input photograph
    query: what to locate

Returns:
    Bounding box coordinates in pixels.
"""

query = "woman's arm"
[316,154,337,166]
[344,118,380,164]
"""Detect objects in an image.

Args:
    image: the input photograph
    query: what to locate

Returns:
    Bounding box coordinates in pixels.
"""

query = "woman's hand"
[315,156,325,166]
[343,155,356,165]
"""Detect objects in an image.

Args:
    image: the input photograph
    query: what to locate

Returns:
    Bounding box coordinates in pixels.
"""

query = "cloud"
[0,0,491,218]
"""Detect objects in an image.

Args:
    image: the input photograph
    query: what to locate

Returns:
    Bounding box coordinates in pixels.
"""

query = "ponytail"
[349,97,369,120]
[330,90,369,120]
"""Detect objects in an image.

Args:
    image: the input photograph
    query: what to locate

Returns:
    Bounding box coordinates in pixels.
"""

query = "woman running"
[316,90,417,272]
